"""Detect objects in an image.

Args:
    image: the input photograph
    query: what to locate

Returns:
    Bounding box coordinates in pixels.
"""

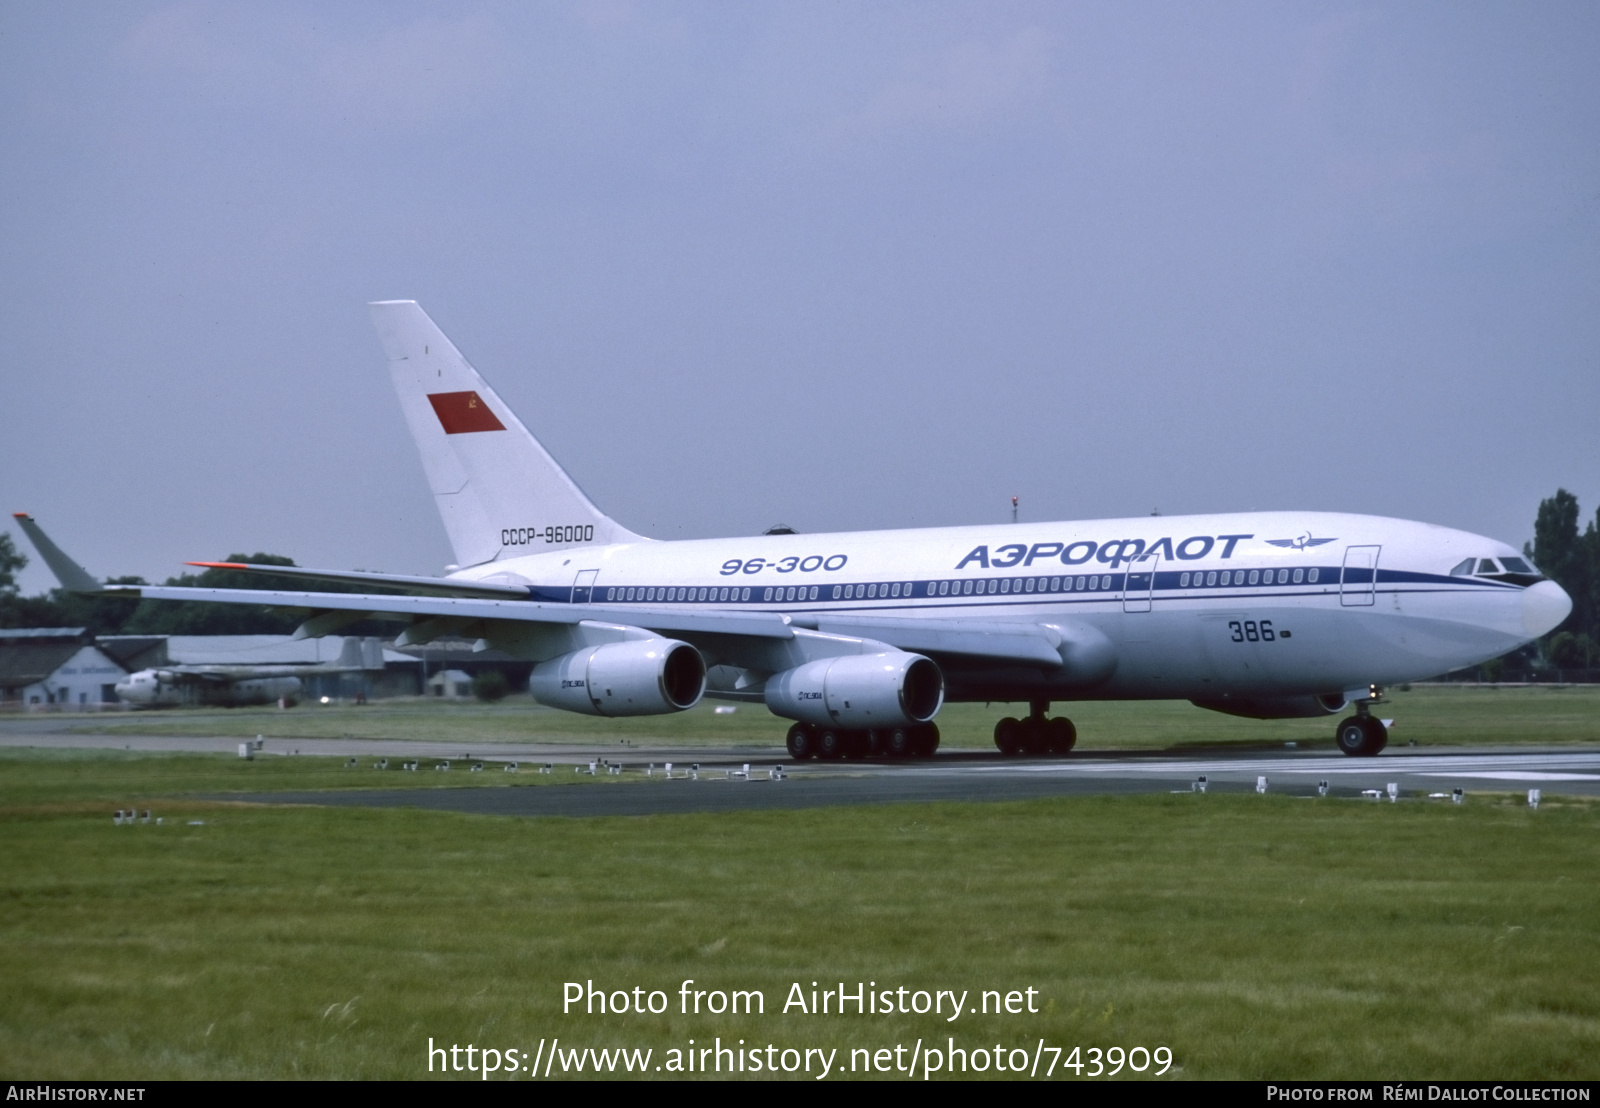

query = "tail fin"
[330,636,386,670]
[368,301,644,568]
[333,636,363,668]
[11,514,101,592]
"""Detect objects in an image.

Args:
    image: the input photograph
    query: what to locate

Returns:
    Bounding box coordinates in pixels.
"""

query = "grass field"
[61,683,1600,753]
[2,747,1597,1080]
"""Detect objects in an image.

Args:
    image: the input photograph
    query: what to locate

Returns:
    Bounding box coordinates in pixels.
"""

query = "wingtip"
[187,561,248,569]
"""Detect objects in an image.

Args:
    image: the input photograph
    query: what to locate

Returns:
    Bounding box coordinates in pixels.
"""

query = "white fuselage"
[115,670,302,708]
[447,510,1565,703]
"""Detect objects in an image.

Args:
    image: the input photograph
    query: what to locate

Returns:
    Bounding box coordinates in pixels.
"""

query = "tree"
[472,670,510,702]
[0,532,24,595]
[122,554,306,636]
[1526,489,1594,640]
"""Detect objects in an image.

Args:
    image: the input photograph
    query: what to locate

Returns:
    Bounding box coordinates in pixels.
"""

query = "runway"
[5,715,1596,817]
[226,748,1600,817]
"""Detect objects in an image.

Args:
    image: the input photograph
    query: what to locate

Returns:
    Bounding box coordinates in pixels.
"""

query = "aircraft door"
[571,569,599,604]
[1123,551,1157,613]
[1340,546,1380,607]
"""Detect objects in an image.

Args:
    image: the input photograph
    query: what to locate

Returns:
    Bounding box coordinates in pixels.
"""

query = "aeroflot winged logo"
[428,391,506,435]
[1264,534,1337,551]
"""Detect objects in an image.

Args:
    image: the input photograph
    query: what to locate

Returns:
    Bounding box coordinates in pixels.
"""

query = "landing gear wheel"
[913,723,940,757]
[1046,716,1077,754]
[994,716,1024,755]
[785,723,816,760]
[1335,715,1387,757]
[863,729,885,758]
[817,728,847,760]
[885,727,914,758]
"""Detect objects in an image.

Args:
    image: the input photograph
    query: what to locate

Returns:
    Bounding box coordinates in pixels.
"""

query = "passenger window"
[1308,569,1319,583]
[1248,570,1259,585]
[1180,572,1190,587]
[1206,571,1217,586]
[1051,577,1061,591]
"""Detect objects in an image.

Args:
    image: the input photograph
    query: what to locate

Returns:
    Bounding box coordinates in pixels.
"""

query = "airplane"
[110,635,386,708]
[14,301,1572,757]
[10,514,386,708]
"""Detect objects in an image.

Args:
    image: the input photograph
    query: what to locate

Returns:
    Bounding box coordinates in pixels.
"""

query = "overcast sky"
[3,1,1597,593]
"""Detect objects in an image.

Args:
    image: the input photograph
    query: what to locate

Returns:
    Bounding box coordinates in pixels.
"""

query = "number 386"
[1229,620,1275,642]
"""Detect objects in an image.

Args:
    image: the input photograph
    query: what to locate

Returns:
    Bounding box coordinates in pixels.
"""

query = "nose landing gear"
[995,701,1077,756]
[1335,692,1388,756]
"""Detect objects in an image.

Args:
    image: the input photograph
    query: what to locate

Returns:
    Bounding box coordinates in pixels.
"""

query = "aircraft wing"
[181,561,533,599]
[110,584,1068,672]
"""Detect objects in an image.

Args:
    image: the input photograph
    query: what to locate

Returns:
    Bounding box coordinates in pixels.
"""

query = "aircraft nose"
[1522,579,1572,639]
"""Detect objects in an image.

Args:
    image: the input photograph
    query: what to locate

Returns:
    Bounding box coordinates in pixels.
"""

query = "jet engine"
[764,651,943,729]
[528,638,706,717]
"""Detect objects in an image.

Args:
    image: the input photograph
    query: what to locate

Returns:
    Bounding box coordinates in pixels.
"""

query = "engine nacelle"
[528,638,706,717]
[764,652,944,729]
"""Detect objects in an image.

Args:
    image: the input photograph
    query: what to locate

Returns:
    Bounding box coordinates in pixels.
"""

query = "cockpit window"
[1478,559,1501,574]
[1449,558,1475,576]
[1499,556,1533,574]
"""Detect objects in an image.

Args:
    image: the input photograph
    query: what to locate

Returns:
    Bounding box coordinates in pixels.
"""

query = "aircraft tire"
[994,716,1024,755]
[817,728,847,760]
[785,723,816,760]
[913,723,940,757]
[885,727,914,758]
[863,729,886,758]
[1046,716,1077,754]
[1362,715,1389,755]
[1335,716,1386,757]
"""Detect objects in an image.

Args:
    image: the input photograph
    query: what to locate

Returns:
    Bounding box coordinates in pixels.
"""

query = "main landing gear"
[994,700,1077,756]
[785,722,940,760]
[1334,692,1388,757]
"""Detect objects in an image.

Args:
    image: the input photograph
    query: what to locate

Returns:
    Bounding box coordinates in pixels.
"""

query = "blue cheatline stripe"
[522,564,1515,606]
